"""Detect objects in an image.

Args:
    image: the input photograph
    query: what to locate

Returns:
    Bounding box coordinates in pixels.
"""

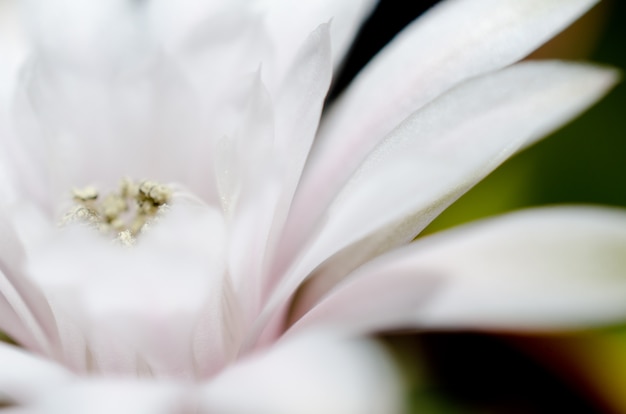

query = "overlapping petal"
[24,201,229,377]
[200,332,403,414]
[0,215,58,356]
[290,207,626,335]
[283,0,602,265]
[0,342,71,406]
[257,0,377,80]
[16,379,185,414]
[265,61,617,335]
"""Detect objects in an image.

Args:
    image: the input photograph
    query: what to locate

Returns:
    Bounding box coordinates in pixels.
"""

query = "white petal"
[200,332,404,414]
[273,23,332,211]
[192,272,244,379]
[224,25,333,320]
[26,203,230,377]
[22,379,185,414]
[22,0,153,71]
[156,5,273,100]
[147,0,241,49]
[287,0,601,265]
[285,61,617,318]
[291,207,626,334]
[259,0,377,79]
[260,23,333,296]
[0,0,27,107]
[0,342,71,405]
[0,0,26,204]
[0,214,59,355]
[12,54,218,205]
[221,71,278,324]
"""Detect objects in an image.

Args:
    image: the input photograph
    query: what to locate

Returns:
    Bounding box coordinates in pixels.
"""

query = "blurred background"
[333,1,626,412]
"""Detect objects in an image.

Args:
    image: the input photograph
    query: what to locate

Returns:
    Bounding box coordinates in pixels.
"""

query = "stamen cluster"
[62,179,171,245]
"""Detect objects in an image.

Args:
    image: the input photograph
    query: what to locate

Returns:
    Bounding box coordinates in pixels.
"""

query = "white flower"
[0,0,625,412]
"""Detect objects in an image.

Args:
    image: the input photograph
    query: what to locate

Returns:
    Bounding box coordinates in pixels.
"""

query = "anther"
[61,178,171,244]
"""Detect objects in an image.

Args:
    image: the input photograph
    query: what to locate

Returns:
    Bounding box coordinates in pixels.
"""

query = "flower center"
[61,178,171,245]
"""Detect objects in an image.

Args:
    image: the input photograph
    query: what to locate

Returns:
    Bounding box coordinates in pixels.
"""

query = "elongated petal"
[284,61,617,319]
[221,71,278,327]
[291,207,626,335]
[0,0,26,107]
[26,202,230,377]
[225,24,333,322]
[200,332,404,414]
[147,0,240,49]
[0,0,26,203]
[286,0,601,265]
[0,342,71,405]
[273,23,332,209]
[260,0,377,78]
[19,380,185,414]
[0,215,59,355]
[12,54,220,206]
[14,0,221,205]
[260,23,333,295]
[22,0,153,70]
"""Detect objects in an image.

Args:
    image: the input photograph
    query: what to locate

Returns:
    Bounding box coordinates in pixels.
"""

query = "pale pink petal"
[22,0,153,70]
[12,55,218,206]
[0,1,28,204]
[159,7,273,100]
[0,0,26,107]
[192,272,244,379]
[272,23,332,209]
[26,202,231,377]
[261,23,333,295]
[0,342,71,405]
[0,214,59,355]
[221,71,278,324]
[200,332,404,414]
[282,61,617,319]
[286,0,601,266]
[260,0,377,79]
[226,24,333,320]
[147,0,243,49]
[227,176,281,326]
[291,207,626,335]
[13,0,223,205]
[20,379,186,414]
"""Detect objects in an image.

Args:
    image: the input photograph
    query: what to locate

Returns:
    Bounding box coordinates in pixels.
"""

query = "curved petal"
[260,23,333,295]
[13,0,224,206]
[291,207,626,335]
[0,214,59,355]
[12,53,218,207]
[26,202,231,377]
[272,23,332,210]
[283,61,617,319]
[147,0,243,50]
[0,0,27,106]
[259,0,377,79]
[200,332,404,414]
[286,0,601,264]
[0,0,26,204]
[219,71,278,327]
[18,379,185,414]
[0,342,71,405]
[21,0,153,71]
[223,24,333,322]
